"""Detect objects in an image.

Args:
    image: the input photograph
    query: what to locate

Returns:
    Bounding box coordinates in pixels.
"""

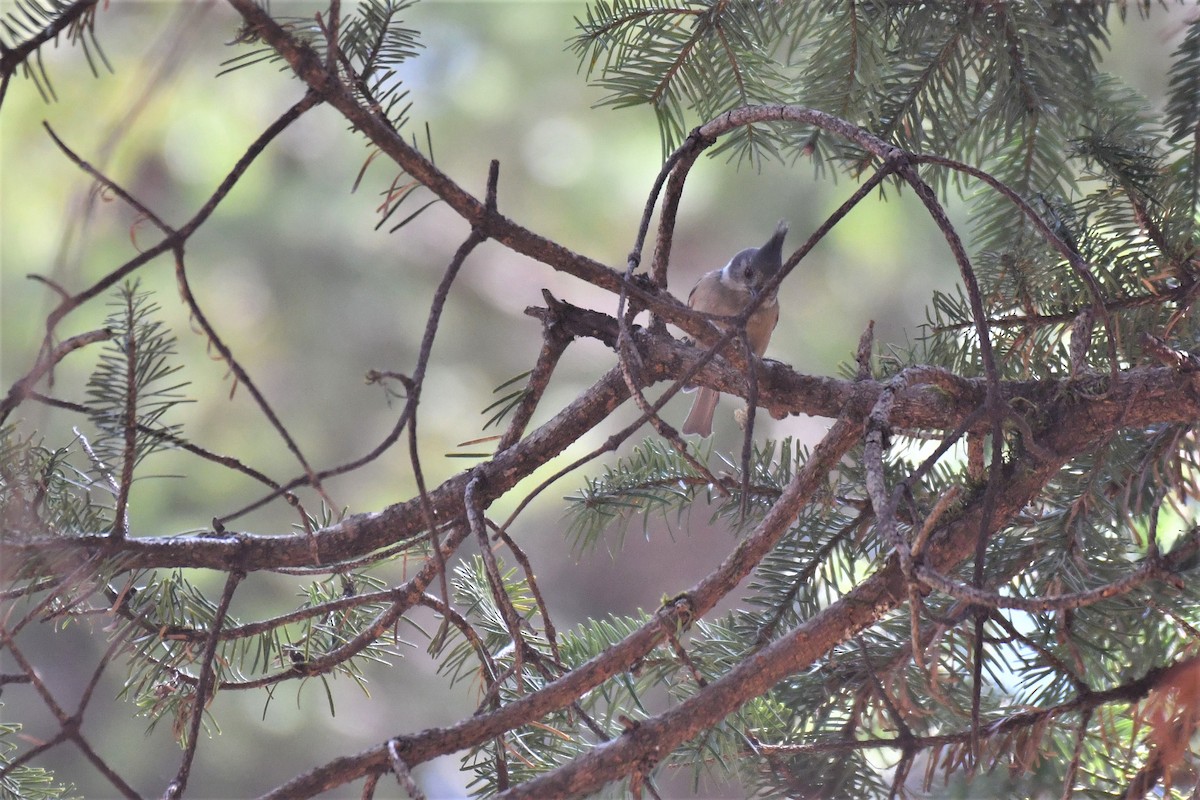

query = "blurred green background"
[0,1,1189,796]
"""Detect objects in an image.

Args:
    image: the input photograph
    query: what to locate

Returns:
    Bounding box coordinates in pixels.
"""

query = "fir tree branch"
[489,392,1200,799]
[257,406,865,800]
[0,0,100,108]
[6,7,1200,796]
[7,308,1200,579]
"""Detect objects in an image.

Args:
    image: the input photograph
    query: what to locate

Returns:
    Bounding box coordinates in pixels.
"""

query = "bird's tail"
[681,388,720,437]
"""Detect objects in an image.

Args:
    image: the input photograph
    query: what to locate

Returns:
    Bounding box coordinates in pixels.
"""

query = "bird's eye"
[743,266,754,281]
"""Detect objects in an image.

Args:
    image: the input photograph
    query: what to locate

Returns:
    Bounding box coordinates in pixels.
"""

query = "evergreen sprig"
[221,0,421,132]
[0,426,112,544]
[564,437,803,553]
[564,437,707,552]
[0,718,79,799]
[1166,17,1200,146]
[0,0,108,104]
[339,0,420,126]
[571,0,792,159]
[83,282,190,487]
[120,567,408,746]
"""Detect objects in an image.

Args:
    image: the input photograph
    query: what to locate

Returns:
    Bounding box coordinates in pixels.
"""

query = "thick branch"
[257,397,864,800]
[6,305,1199,579]
[491,375,1196,798]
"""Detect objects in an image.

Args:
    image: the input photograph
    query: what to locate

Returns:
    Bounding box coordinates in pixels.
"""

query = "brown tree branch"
[164,569,242,798]
[39,92,320,338]
[488,385,1197,797]
[5,306,1199,581]
[0,328,114,425]
[753,655,1174,759]
[255,405,865,799]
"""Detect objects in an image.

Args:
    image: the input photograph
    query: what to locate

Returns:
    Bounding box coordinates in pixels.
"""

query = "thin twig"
[649,135,709,295]
[41,93,320,337]
[418,592,500,697]
[489,521,562,669]
[0,328,114,425]
[737,327,758,521]
[164,568,242,798]
[496,295,573,451]
[43,122,174,236]
[465,473,527,691]
[914,555,1164,613]
[176,247,335,528]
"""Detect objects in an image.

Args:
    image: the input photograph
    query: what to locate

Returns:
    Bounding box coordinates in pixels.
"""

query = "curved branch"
[38,92,320,337]
[489,389,1200,799]
[0,328,114,425]
[258,406,863,800]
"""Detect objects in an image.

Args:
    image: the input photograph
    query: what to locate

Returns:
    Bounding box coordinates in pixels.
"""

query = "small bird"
[681,221,788,437]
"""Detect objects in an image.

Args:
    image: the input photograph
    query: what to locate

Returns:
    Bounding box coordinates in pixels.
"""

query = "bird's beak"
[754,220,789,275]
